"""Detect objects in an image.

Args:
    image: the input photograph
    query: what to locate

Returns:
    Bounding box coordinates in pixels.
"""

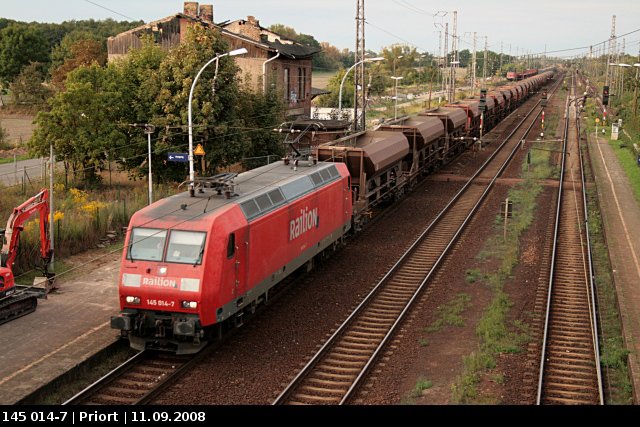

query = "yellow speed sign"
[595,118,600,124]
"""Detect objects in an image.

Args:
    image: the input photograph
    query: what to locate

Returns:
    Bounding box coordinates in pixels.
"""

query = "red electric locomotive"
[111,161,352,353]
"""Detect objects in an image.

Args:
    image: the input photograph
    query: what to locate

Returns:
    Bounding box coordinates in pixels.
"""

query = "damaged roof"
[111,13,319,59]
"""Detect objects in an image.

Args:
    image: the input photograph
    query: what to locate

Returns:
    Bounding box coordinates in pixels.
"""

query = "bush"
[0,121,10,150]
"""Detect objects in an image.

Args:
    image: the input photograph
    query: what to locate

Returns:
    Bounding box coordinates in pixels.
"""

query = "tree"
[50,38,107,90]
[147,25,245,181]
[0,23,49,86]
[9,62,52,107]
[49,30,104,73]
[268,24,298,41]
[0,120,8,150]
[30,25,284,185]
[30,63,126,184]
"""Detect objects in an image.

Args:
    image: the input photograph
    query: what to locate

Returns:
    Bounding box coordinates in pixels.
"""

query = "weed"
[425,293,471,332]
[410,378,433,398]
[465,268,483,284]
[492,373,505,384]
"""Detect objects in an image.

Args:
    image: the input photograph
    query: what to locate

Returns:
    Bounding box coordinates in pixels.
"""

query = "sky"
[2,0,640,58]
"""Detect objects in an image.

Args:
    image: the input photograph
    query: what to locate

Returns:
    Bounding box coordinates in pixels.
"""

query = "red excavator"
[0,189,54,325]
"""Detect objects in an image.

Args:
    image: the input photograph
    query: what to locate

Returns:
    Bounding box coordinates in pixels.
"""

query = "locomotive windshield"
[128,228,206,264]
[128,228,167,261]
[165,230,206,265]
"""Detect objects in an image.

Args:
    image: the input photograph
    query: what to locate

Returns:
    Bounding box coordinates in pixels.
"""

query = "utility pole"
[483,36,488,89]
[450,10,458,102]
[129,123,156,205]
[471,32,477,96]
[634,42,639,119]
[354,0,366,131]
[444,22,449,101]
[606,15,616,88]
[439,29,444,94]
[620,38,626,97]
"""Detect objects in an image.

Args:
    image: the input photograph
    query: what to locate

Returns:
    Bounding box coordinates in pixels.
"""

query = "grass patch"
[465,268,483,283]
[409,378,433,398]
[492,373,505,384]
[425,293,472,332]
[0,153,30,164]
[418,337,429,347]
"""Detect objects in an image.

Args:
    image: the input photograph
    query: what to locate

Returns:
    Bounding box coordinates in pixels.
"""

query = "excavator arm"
[0,189,52,273]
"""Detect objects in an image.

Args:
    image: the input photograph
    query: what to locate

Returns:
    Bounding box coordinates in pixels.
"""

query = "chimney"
[247,16,260,27]
[183,2,199,17]
[199,4,213,23]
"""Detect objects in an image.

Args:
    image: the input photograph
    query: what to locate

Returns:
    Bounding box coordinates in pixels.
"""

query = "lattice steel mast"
[354,0,366,130]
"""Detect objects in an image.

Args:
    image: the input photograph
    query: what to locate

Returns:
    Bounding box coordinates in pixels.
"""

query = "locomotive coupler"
[155,319,166,338]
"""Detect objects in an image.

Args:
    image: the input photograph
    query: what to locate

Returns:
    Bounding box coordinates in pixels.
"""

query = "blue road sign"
[168,153,189,162]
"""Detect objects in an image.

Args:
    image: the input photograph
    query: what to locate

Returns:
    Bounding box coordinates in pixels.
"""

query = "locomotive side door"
[232,226,249,299]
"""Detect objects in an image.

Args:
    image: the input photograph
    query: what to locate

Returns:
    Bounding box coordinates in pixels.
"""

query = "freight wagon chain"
[273,74,561,405]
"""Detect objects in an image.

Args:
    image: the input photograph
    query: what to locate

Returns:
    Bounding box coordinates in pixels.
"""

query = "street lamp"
[391,76,403,119]
[188,47,248,196]
[338,57,384,119]
[145,124,155,205]
[393,55,404,79]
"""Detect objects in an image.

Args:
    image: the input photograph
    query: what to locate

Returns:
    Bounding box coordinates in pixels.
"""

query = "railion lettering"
[289,207,318,241]
[142,277,177,288]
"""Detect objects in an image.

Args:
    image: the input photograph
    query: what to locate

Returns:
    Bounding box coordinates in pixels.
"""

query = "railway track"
[63,350,195,405]
[536,73,603,405]
[273,79,561,405]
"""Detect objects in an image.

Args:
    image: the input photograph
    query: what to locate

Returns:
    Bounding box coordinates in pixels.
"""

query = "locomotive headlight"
[125,296,141,304]
[158,267,167,276]
[181,301,198,309]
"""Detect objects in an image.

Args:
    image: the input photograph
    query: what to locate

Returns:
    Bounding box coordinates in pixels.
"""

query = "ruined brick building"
[107,2,320,117]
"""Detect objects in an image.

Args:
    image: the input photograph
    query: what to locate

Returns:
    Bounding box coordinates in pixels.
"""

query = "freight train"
[110,70,555,354]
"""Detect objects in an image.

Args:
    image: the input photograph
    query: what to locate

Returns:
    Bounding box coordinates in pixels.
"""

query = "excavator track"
[0,293,38,326]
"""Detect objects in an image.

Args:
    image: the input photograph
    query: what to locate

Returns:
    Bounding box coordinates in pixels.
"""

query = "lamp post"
[338,57,384,120]
[145,124,155,205]
[391,76,403,119]
[392,55,404,81]
[129,123,156,205]
[188,48,248,196]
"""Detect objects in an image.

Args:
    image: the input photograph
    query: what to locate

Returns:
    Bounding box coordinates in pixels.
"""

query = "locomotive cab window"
[128,228,167,261]
[165,230,206,265]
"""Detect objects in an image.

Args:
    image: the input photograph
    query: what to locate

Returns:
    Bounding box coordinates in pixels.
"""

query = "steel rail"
[273,77,559,405]
[536,72,603,405]
[576,105,605,404]
[62,349,198,405]
[63,350,147,405]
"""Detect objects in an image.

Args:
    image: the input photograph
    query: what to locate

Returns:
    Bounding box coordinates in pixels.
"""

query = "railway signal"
[479,88,487,112]
[602,85,609,106]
